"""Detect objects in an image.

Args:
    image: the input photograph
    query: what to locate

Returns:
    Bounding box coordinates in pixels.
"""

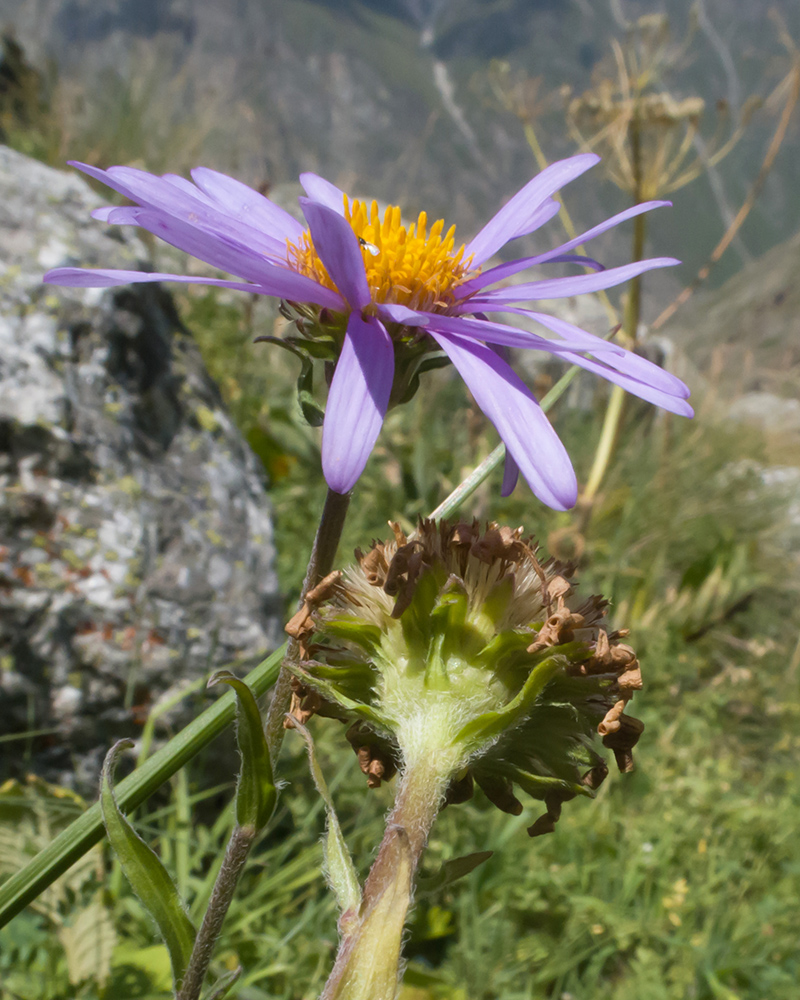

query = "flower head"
[287,518,644,836]
[44,156,692,508]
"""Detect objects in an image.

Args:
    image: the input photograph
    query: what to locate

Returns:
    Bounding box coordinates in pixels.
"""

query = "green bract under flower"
[288,519,644,836]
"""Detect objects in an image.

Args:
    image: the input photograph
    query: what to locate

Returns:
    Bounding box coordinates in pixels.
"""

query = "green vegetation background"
[1,29,799,1000]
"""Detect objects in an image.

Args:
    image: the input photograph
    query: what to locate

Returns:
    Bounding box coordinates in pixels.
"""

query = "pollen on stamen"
[286,194,479,312]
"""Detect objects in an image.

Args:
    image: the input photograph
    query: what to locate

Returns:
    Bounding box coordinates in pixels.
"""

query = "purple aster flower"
[44,154,692,510]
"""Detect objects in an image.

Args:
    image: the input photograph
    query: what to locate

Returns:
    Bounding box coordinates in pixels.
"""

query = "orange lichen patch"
[287,196,478,312]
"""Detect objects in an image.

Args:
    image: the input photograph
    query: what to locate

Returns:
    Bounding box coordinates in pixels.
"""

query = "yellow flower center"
[287,195,478,312]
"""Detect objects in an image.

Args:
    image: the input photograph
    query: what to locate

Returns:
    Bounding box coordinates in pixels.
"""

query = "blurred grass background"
[1,10,800,999]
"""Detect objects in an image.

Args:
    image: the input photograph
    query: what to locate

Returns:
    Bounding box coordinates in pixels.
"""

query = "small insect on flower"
[358,236,380,256]
[44,155,692,507]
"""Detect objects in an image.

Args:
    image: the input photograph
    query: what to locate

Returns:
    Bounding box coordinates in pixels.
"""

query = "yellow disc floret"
[287,195,478,313]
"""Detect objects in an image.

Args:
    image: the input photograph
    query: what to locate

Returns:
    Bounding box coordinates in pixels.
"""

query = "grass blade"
[0,645,285,928]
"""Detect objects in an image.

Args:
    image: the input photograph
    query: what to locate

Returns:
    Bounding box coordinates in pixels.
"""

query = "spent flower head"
[44,156,691,508]
[288,519,644,836]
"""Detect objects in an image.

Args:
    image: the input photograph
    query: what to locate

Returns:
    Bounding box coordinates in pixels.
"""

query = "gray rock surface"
[0,145,281,790]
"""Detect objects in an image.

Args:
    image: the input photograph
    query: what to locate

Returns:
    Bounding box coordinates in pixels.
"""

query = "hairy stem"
[176,825,256,1000]
[320,759,448,1000]
[265,487,351,764]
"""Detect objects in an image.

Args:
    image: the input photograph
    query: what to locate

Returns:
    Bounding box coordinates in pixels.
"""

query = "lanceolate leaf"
[286,718,361,922]
[511,770,591,802]
[208,671,277,832]
[100,741,196,991]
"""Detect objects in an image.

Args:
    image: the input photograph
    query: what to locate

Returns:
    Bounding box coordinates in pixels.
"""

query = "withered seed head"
[288,518,645,836]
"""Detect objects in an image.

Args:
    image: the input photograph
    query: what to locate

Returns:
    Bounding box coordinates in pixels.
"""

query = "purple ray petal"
[540,254,604,270]
[488,343,522,498]
[522,311,691,398]
[465,155,599,266]
[468,257,679,305]
[191,166,304,242]
[494,198,562,248]
[103,206,288,281]
[91,206,117,222]
[300,199,371,310]
[379,304,624,356]
[162,173,212,198]
[377,303,425,327]
[322,314,395,493]
[104,203,287,261]
[430,309,689,402]
[43,267,265,292]
[300,172,346,214]
[70,162,287,260]
[460,200,671,294]
[384,303,691,408]
[501,451,520,496]
[555,347,695,416]
[431,330,577,510]
[43,264,345,309]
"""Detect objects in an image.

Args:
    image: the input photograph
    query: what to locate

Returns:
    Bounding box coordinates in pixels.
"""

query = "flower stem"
[320,760,448,1000]
[177,825,256,1000]
[265,487,351,765]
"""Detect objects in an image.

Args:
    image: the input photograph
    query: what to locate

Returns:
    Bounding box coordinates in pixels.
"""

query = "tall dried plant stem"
[583,117,647,503]
[651,51,800,331]
[523,122,619,328]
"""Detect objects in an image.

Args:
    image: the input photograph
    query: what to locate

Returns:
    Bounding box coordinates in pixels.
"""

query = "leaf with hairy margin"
[100,741,196,991]
[286,718,361,927]
[208,671,277,832]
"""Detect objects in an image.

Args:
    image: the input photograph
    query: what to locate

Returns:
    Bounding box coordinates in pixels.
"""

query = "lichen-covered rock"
[0,145,281,790]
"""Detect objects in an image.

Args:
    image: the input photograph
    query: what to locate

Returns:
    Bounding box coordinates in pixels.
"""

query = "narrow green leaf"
[0,645,285,929]
[100,741,196,990]
[284,335,339,360]
[201,965,242,1000]
[320,617,384,654]
[254,335,311,363]
[416,851,493,897]
[286,718,361,919]
[298,389,326,427]
[512,770,592,802]
[296,355,326,427]
[452,654,564,750]
[208,671,277,832]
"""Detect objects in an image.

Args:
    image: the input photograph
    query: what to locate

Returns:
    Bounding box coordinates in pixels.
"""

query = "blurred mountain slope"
[0,0,797,295]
